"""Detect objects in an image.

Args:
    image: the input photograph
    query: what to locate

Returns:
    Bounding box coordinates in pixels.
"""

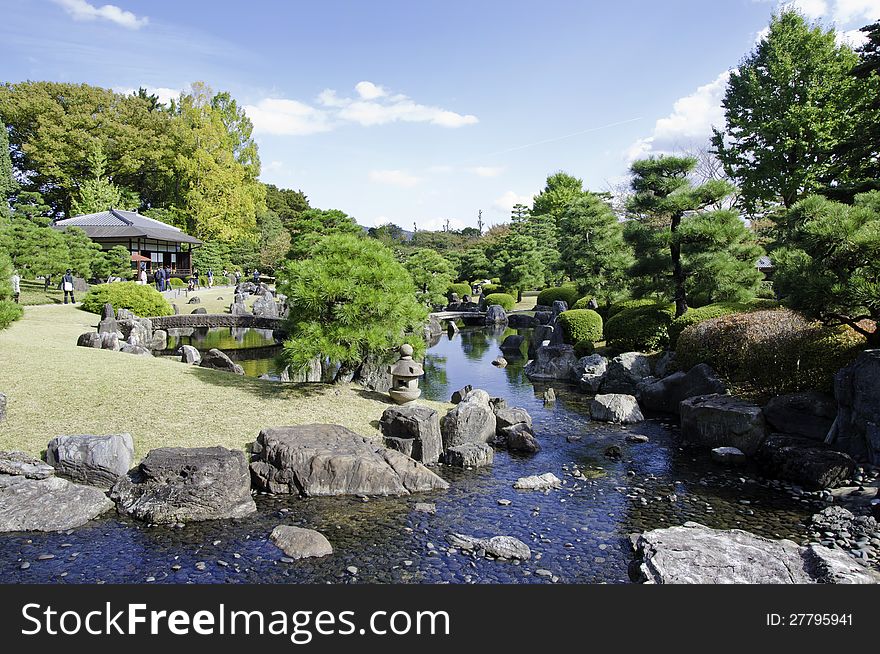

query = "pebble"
[497,499,512,506]
[37,554,54,561]
[347,566,358,575]
[535,569,553,577]
[195,562,206,571]
[19,562,30,570]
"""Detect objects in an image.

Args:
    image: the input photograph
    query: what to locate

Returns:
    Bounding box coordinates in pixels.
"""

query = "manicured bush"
[604,302,676,352]
[483,293,515,311]
[168,277,185,288]
[481,283,504,295]
[574,340,595,357]
[749,298,780,310]
[606,298,656,319]
[536,285,579,308]
[668,302,752,347]
[557,309,603,345]
[80,282,174,317]
[447,283,471,300]
[0,300,23,330]
[676,309,867,394]
[572,296,597,310]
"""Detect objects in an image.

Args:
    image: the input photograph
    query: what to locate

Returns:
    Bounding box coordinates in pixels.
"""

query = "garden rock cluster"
[46,433,134,488]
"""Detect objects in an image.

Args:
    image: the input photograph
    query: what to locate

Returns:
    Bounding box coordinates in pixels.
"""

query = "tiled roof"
[53,209,202,245]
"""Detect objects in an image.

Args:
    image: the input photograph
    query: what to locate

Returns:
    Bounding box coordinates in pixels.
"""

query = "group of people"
[7,269,76,304]
[151,264,174,292]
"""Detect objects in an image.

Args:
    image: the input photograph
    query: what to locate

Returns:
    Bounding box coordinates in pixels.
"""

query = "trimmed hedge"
[676,309,866,394]
[668,302,751,347]
[481,283,504,295]
[574,340,596,357]
[536,285,579,308]
[80,282,174,317]
[606,298,656,320]
[557,309,603,345]
[604,302,676,352]
[168,277,185,288]
[0,300,24,330]
[572,296,598,310]
[447,283,471,299]
[483,293,515,311]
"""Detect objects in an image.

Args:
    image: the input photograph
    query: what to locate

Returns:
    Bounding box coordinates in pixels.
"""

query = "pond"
[164,327,285,379]
[0,325,825,584]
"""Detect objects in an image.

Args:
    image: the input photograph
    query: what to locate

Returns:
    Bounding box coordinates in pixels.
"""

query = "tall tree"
[712,11,863,214]
[0,123,15,219]
[486,232,545,301]
[70,144,127,215]
[558,194,633,305]
[404,248,455,308]
[626,155,753,316]
[457,246,492,281]
[286,208,363,260]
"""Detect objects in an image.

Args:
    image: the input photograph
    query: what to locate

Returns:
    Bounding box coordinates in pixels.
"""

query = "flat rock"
[513,472,562,490]
[250,424,449,496]
[111,446,256,523]
[756,433,856,490]
[680,394,766,456]
[632,522,880,584]
[590,394,644,424]
[0,474,113,532]
[46,433,134,488]
[0,451,55,479]
[763,392,837,441]
[494,406,532,432]
[446,533,531,560]
[120,343,152,356]
[710,446,747,465]
[270,525,333,560]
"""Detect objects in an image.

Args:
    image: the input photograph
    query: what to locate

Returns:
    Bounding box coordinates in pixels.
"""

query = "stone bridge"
[151,313,287,334]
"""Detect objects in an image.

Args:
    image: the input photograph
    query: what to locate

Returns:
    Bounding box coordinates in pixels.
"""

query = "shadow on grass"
[352,387,396,405]
[187,365,332,400]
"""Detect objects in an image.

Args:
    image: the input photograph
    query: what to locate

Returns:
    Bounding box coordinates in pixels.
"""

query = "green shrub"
[447,282,471,300]
[756,280,776,299]
[604,302,676,351]
[749,298,780,310]
[574,340,596,357]
[572,296,597,310]
[168,277,185,288]
[0,300,23,330]
[557,309,603,344]
[536,285,579,308]
[676,309,866,394]
[481,283,504,295]
[80,282,173,317]
[668,302,752,347]
[606,298,656,319]
[483,293,515,311]
[490,277,501,284]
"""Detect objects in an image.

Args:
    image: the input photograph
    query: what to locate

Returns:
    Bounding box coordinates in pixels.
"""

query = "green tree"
[773,191,880,346]
[0,124,15,219]
[712,11,864,214]
[558,194,633,305]
[91,245,132,281]
[457,246,492,281]
[277,234,428,379]
[532,171,587,219]
[487,232,545,301]
[626,155,751,317]
[264,183,310,229]
[256,210,292,271]
[0,219,70,276]
[404,248,455,308]
[70,144,127,215]
[287,207,363,260]
[63,226,101,278]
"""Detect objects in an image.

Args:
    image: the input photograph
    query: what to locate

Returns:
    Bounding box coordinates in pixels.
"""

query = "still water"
[0,326,824,583]
[164,327,285,379]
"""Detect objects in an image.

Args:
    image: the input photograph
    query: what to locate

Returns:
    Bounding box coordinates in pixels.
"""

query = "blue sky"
[2,0,878,228]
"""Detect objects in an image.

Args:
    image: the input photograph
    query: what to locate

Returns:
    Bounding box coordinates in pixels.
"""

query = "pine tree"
[70,145,125,215]
[487,232,546,301]
[0,124,15,220]
[404,248,455,308]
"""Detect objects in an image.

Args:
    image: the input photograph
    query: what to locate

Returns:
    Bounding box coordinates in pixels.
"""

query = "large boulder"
[283,358,323,383]
[528,324,555,358]
[270,525,333,560]
[100,332,120,351]
[631,522,880,584]
[97,316,119,336]
[249,424,449,496]
[524,344,578,382]
[179,344,202,365]
[230,301,251,316]
[755,433,856,490]
[149,329,168,351]
[111,446,256,523]
[446,534,531,560]
[252,295,279,318]
[494,406,532,432]
[499,334,526,356]
[379,405,443,465]
[679,394,767,456]
[574,354,608,394]
[601,352,652,394]
[507,313,536,328]
[551,300,568,317]
[500,424,540,453]
[763,392,837,441]
[119,343,153,356]
[46,433,134,488]
[441,389,496,449]
[354,353,394,392]
[117,318,153,347]
[828,349,880,464]
[76,332,102,348]
[441,443,494,467]
[590,394,644,424]
[0,474,114,532]
[638,363,728,415]
[423,315,443,340]
[199,348,245,375]
[534,311,553,325]
[0,451,54,479]
[485,305,508,325]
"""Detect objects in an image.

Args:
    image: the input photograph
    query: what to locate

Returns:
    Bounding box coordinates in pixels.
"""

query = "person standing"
[192,268,200,290]
[10,269,21,304]
[164,265,172,291]
[154,266,165,292]
[207,269,214,289]
[62,269,76,304]
[43,273,52,292]
[138,265,147,286]
[234,270,242,285]
[252,268,260,285]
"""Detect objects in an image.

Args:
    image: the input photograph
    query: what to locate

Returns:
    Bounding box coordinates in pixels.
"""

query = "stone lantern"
[389,344,424,404]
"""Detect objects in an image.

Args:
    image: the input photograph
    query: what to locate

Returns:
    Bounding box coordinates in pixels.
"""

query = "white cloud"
[369,169,422,187]
[244,98,333,136]
[829,0,880,24]
[836,27,871,45]
[493,191,533,213]
[415,216,468,231]
[114,86,181,106]
[783,0,829,19]
[624,71,731,161]
[248,81,478,135]
[52,0,148,30]
[466,166,505,178]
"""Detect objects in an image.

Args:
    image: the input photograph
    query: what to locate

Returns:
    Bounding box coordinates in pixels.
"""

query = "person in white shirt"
[10,270,21,304]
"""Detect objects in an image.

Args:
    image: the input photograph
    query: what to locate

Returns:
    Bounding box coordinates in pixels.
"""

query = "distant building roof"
[756,255,774,270]
[53,209,202,245]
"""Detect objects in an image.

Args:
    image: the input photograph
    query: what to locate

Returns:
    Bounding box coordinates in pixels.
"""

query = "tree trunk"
[517,288,523,302]
[670,214,688,318]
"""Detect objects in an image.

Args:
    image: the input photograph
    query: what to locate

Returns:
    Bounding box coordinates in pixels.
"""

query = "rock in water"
[574,354,608,394]
[379,405,443,465]
[491,356,508,368]
[199,348,245,375]
[249,424,449,496]
[441,443,494,467]
[485,305,508,325]
[46,433,134,488]
[755,433,856,490]
[441,389,496,449]
[590,394,644,424]
[679,394,766,456]
[446,534,531,560]
[638,364,728,415]
[270,525,333,560]
[450,385,473,404]
[513,473,562,490]
[710,446,747,465]
[499,334,525,356]
[601,352,652,394]
[763,392,836,441]
[0,451,54,479]
[502,424,540,453]
[524,344,578,381]
[632,522,880,584]
[0,475,113,532]
[111,446,256,523]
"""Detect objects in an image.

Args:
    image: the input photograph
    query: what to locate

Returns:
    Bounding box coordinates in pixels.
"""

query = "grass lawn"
[0,304,450,461]
[162,283,262,315]
[17,278,67,306]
